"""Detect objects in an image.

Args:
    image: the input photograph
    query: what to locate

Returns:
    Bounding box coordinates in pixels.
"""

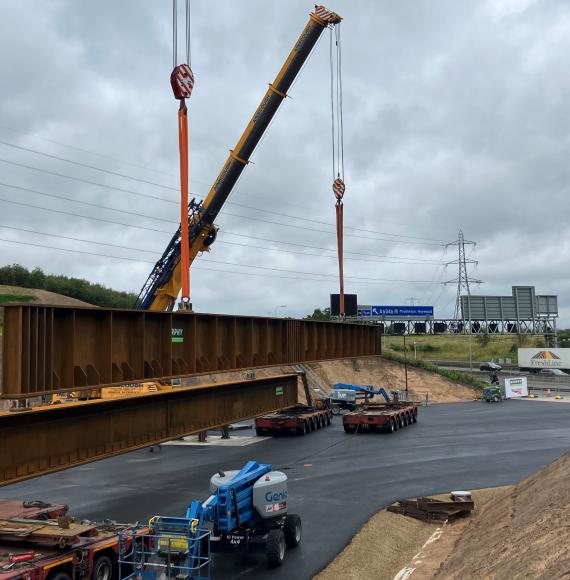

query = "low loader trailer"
[255,401,332,436]
[343,402,418,434]
[0,500,144,580]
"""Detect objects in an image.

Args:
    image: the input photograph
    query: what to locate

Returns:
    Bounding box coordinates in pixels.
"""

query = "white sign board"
[504,377,528,398]
[518,348,570,370]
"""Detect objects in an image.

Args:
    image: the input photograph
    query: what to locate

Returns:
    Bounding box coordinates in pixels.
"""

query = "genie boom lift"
[119,461,301,579]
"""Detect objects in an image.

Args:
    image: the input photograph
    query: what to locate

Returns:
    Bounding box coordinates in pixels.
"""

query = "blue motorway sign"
[362,306,434,317]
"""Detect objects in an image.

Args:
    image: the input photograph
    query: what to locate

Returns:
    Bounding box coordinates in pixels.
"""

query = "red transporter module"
[0,500,144,580]
[342,402,418,434]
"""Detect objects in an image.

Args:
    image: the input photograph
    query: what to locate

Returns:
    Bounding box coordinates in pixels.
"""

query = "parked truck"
[518,348,570,373]
[0,500,143,580]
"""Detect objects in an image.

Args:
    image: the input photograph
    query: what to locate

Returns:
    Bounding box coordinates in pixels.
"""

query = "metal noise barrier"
[1,305,381,398]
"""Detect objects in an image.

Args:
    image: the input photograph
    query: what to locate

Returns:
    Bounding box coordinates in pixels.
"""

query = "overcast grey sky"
[0,0,568,323]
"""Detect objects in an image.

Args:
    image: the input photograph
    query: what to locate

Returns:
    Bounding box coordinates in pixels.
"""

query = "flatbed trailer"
[255,403,332,436]
[342,402,418,433]
[0,500,143,580]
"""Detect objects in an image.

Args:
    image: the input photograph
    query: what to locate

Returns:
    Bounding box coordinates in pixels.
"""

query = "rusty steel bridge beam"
[1,305,380,398]
[0,374,298,486]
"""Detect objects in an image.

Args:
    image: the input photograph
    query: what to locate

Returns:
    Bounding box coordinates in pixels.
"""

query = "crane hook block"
[333,177,345,200]
[171,64,195,100]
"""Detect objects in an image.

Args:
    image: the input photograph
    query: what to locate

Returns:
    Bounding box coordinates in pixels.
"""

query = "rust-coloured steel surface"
[1,305,380,397]
[0,374,298,486]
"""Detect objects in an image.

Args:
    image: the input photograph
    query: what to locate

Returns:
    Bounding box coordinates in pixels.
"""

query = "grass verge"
[0,293,36,304]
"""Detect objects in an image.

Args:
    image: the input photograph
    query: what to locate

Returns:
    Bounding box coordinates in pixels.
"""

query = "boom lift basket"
[119,524,211,580]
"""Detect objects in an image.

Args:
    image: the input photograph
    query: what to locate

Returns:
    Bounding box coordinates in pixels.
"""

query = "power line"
[0,193,444,264]
[0,223,440,267]
[218,231,443,263]
[0,224,159,255]
[0,237,444,286]
[0,152,445,242]
[0,197,171,235]
[225,200,446,243]
[218,209,444,246]
[0,181,176,223]
[0,157,178,204]
[0,139,179,192]
[0,167,442,246]
[214,238,440,265]
[0,124,182,182]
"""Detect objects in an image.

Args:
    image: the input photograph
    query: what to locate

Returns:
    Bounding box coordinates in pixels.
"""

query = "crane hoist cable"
[329,22,346,317]
[171,0,194,311]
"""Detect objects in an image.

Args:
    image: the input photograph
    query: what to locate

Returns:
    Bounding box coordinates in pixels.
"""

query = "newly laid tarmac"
[3,401,569,579]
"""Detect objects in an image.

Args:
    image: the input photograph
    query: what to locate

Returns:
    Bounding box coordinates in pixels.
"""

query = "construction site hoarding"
[1,304,381,398]
[518,348,570,370]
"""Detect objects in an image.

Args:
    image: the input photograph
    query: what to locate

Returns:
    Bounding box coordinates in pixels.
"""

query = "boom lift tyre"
[284,514,302,548]
[92,555,113,580]
[266,529,286,567]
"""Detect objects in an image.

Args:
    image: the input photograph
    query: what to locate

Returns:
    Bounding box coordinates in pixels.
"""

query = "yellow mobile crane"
[50,6,342,404]
[137,5,342,311]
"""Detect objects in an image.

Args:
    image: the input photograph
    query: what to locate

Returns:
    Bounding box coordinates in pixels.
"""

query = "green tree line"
[0,264,138,308]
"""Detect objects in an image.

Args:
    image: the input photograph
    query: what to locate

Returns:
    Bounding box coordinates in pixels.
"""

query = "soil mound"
[182,356,477,403]
[435,451,570,579]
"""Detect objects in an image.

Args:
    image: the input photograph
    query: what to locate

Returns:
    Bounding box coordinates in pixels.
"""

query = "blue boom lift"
[330,383,398,414]
[118,461,301,579]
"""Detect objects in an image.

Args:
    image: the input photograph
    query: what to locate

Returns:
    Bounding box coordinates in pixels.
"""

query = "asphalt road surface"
[3,401,570,579]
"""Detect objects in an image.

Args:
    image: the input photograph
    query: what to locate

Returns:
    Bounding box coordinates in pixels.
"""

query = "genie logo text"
[265,490,287,503]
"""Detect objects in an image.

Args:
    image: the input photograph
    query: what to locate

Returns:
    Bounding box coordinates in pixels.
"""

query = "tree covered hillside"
[0,264,137,308]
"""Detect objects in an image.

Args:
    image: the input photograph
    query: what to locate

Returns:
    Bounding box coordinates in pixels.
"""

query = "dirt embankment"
[0,285,91,306]
[319,451,570,580]
[430,451,570,580]
[182,355,477,403]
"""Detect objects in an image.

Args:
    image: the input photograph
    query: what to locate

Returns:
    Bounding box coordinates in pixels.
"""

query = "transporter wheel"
[266,529,286,567]
[492,395,499,403]
[332,404,341,415]
[255,427,264,436]
[92,555,113,580]
[298,422,307,436]
[412,412,417,423]
[284,514,302,548]
[388,420,395,433]
[393,418,398,431]
[343,424,355,434]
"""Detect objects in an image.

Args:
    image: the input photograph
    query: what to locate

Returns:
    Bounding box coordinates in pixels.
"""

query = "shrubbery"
[0,264,137,308]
